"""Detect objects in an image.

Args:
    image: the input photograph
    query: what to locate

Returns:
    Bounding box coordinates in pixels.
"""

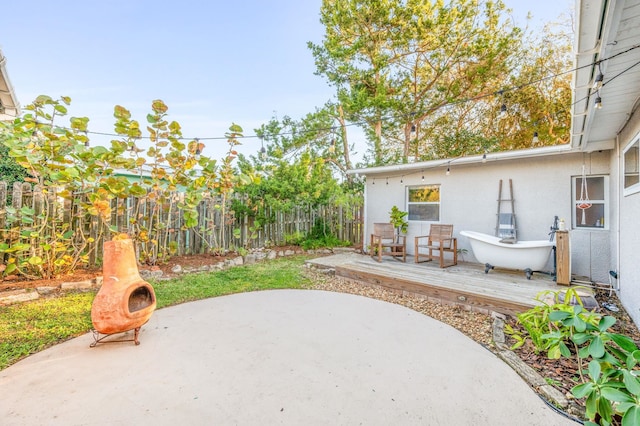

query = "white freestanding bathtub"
[460,230,555,279]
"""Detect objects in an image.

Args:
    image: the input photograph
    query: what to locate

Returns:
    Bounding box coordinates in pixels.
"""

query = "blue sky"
[2,0,572,161]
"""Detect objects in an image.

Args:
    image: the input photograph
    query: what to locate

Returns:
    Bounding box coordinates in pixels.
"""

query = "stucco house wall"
[363,148,611,282]
[616,108,640,325]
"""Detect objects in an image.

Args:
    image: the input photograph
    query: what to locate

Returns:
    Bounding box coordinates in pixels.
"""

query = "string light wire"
[28,44,640,146]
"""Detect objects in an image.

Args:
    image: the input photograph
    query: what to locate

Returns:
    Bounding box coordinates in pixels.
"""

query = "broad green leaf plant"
[0,95,95,278]
[506,288,640,425]
[0,96,244,278]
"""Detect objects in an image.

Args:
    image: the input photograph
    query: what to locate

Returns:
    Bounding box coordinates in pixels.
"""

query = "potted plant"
[389,206,408,243]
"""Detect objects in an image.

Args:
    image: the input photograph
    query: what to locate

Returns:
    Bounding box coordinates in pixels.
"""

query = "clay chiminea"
[90,236,156,346]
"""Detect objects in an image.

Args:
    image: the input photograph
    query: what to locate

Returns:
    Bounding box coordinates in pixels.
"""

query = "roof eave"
[571,0,621,151]
[347,144,577,176]
[0,49,21,120]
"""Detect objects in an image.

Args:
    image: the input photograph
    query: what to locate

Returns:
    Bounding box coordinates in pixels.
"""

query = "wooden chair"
[414,224,457,268]
[370,223,406,262]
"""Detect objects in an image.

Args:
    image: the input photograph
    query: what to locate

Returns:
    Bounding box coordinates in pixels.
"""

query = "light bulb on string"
[259,136,266,160]
[593,63,604,90]
[30,121,40,142]
[482,153,487,163]
[595,96,603,109]
[329,138,336,154]
[498,90,507,119]
[499,103,507,119]
[194,138,202,160]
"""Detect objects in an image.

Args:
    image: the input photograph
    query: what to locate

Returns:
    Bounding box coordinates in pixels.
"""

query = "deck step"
[333,257,560,317]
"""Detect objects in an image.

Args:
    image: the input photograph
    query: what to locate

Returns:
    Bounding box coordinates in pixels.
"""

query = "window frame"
[623,135,640,196]
[571,174,609,230]
[406,184,441,222]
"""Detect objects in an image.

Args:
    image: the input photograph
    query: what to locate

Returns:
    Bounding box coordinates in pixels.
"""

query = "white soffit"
[572,0,640,151]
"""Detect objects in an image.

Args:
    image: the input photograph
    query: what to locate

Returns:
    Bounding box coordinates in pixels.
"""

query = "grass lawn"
[0,256,314,371]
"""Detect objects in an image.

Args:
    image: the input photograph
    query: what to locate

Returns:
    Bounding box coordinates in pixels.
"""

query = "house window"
[572,175,608,229]
[407,185,440,221]
[623,137,640,195]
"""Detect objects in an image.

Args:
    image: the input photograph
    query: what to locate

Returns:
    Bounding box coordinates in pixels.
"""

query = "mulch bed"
[505,289,640,401]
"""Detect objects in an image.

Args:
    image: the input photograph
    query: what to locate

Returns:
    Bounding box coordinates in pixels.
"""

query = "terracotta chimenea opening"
[90,237,156,347]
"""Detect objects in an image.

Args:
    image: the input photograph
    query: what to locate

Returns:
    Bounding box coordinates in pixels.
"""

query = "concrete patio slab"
[0,290,576,425]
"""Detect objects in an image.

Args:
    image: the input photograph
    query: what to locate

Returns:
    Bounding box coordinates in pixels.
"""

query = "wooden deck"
[308,253,566,317]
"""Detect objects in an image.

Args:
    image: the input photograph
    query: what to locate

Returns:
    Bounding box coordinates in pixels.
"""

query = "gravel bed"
[304,268,494,347]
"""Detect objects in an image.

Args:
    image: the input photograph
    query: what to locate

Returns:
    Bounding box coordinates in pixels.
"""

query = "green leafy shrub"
[389,205,408,234]
[299,218,350,250]
[508,288,640,425]
[283,231,305,246]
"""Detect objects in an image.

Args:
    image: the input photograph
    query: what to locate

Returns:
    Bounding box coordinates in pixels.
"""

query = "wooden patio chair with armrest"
[370,223,406,262]
[414,224,457,267]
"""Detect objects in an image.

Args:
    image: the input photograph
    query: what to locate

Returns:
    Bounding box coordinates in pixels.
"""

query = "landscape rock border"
[0,247,337,307]
[491,314,584,420]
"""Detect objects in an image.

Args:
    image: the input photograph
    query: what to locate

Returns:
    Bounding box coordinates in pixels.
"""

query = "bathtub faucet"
[548,215,559,241]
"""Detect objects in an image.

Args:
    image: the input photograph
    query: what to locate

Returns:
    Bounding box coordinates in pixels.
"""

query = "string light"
[482,153,487,163]
[532,131,539,144]
[366,156,464,185]
[595,95,603,109]
[259,136,266,160]
[593,63,604,90]
[498,90,507,118]
[329,138,336,154]
[195,138,202,160]
[20,45,640,146]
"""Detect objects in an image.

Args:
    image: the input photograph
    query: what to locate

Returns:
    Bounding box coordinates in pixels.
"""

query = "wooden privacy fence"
[0,181,363,268]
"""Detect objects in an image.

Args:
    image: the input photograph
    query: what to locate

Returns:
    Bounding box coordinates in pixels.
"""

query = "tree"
[0,139,29,190]
[492,19,573,149]
[310,0,524,164]
[247,103,358,185]
[309,0,405,165]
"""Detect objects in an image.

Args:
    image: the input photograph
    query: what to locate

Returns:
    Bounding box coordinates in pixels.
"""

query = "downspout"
[614,135,621,292]
[363,176,368,254]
